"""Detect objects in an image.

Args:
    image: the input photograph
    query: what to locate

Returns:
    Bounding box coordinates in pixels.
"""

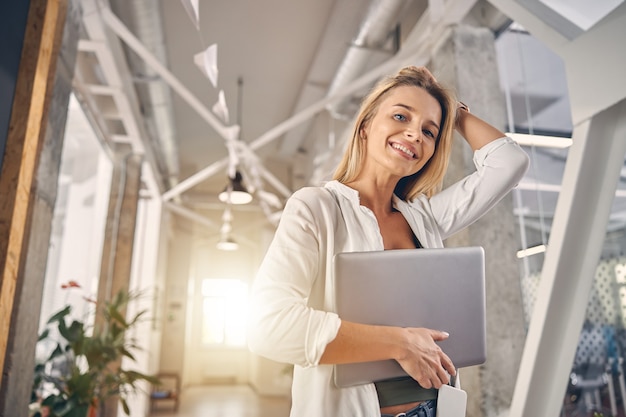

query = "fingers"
[430,330,456,377]
[430,329,450,341]
[441,351,456,377]
[398,328,456,389]
[428,350,454,388]
[416,359,450,389]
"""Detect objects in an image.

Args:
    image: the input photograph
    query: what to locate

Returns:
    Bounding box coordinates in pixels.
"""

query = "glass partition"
[37,94,113,358]
[497,22,626,416]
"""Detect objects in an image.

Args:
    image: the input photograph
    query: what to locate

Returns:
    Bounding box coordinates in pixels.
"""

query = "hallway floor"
[148,384,290,417]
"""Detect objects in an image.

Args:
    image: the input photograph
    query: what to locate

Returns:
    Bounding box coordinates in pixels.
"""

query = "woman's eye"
[423,129,435,138]
[393,114,407,122]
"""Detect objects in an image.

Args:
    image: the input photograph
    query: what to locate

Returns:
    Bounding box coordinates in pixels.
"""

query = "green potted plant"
[30,282,159,417]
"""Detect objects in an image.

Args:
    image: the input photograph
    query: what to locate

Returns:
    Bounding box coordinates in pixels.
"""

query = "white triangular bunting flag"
[180,0,200,30]
[193,44,218,87]
[212,90,229,123]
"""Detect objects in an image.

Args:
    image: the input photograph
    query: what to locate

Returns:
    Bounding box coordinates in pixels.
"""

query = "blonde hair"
[332,66,457,200]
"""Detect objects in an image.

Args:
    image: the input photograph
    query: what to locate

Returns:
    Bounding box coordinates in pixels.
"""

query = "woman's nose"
[405,127,420,142]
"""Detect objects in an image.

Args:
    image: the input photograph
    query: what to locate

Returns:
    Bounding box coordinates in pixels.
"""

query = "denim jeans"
[381,399,437,417]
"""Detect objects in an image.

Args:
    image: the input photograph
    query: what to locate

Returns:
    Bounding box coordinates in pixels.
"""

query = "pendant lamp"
[216,235,239,251]
[216,208,239,250]
[218,171,252,205]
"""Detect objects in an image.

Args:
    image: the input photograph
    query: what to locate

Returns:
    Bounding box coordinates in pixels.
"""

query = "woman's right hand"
[320,321,456,388]
[395,327,456,389]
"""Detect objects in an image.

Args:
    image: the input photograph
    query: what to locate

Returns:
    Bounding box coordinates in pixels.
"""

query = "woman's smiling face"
[361,85,442,181]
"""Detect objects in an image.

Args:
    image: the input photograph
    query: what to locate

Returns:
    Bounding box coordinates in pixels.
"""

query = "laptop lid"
[332,246,486,387]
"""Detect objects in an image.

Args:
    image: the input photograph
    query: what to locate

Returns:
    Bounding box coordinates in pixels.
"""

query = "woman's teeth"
[391,143,415,158]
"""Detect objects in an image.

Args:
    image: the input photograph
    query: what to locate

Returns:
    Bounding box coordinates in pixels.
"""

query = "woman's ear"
[359,123,368,140]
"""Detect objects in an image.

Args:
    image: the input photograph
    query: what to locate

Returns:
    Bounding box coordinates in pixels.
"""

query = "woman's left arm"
[455,104,506,151]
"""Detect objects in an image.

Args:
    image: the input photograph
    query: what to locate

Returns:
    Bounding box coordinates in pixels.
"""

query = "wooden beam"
[0,0,68,386]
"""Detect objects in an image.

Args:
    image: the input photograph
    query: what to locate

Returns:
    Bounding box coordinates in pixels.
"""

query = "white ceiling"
[71,0,626,235]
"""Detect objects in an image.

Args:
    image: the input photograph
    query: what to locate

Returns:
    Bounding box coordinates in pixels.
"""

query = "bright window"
[201,279,248,347]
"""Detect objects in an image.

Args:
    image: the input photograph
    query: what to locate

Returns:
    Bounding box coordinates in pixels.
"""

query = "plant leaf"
[120,347,135,361]
[47,305,71,324]
[59,320,84,344]
[47,344,64,361]
[121,398,130,415]
[38,328,50,341]
[108,308,128,327]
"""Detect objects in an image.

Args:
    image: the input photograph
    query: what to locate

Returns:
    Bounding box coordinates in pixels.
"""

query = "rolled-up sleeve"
[428,136,530,239]
[247,193,341,367]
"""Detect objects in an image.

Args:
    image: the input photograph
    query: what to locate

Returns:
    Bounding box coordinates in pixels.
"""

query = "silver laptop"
[333,246,487,387]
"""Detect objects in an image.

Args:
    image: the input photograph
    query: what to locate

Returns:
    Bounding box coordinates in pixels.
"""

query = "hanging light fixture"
[516,244,547,259]
[217,235,239,251]
[506,132,572,148]
[219,77,252,205]
[218,171,252,204]
[216,207,239,251]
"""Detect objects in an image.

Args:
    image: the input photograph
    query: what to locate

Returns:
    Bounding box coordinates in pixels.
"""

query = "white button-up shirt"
[248,137,529,416]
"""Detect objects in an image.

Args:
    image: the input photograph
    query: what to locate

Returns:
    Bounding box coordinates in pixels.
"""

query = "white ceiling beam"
[85,84,118,95]
[253,162,292,199]
[141,161,161,200]
[561,2,626,124]
[488,0,626,125]
[163,201,218,231]
[486,0,570,50]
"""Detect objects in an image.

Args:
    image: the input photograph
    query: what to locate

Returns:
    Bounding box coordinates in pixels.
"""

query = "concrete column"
[0,0,75,409]
[96,145,143,307]
[430,25,526,417]
[96,144,143,417]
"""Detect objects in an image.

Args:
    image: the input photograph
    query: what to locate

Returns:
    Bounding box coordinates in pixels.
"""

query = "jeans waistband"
[381,399,436,417]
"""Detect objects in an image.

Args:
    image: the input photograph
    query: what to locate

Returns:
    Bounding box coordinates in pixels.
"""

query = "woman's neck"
[345,179,396,216]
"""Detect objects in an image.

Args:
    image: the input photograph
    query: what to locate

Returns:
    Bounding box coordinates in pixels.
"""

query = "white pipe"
[162,159,229,202]
[255,164,292,199]
[163,201,218,230]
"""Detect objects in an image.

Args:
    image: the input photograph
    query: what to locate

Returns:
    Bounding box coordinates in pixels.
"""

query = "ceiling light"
[218,171,252,205]
[506,132,572,148]
[216,236,239,251]
[516,244,547,259]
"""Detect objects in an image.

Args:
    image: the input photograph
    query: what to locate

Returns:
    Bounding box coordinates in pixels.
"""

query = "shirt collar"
[324,180,360,205]
[324,180,407,210]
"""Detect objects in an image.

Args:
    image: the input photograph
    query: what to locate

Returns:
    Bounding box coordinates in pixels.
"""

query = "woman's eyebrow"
[426,119,440,131]
[393,103,414,111]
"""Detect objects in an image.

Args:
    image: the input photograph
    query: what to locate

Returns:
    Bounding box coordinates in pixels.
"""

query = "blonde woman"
[248,66,529,417]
